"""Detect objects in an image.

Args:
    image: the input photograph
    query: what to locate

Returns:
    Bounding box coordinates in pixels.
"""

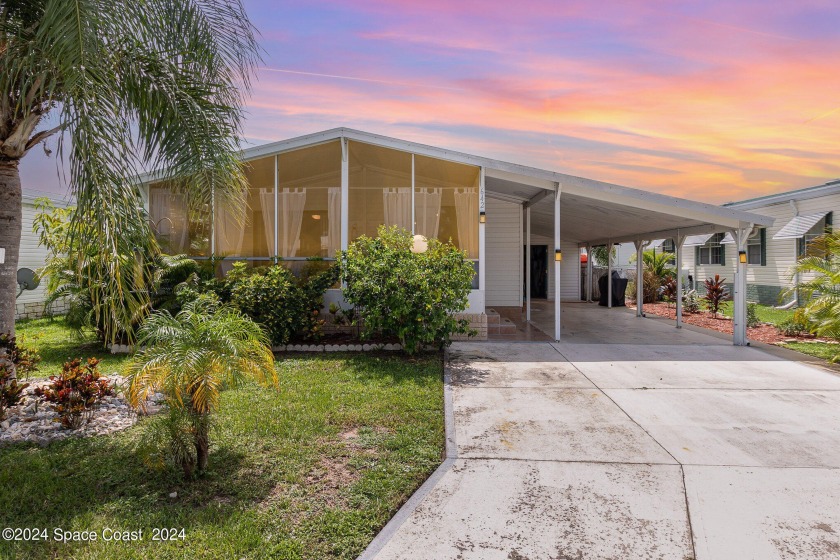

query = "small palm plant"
[784,231,840,361]
[126,294,277,477]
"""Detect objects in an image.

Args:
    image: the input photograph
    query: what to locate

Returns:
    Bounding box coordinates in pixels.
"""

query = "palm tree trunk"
[0,160,22,337]
[195,415,210,472]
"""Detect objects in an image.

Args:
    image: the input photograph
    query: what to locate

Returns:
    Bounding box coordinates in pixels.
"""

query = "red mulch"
[629,302,815,345]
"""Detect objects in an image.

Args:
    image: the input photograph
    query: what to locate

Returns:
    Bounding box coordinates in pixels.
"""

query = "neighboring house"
[675,179,838,305]
[15,189,71,320]
[140,127,771,342]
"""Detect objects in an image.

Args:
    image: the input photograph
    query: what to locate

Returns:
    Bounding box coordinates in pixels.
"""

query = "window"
[414,155,480,259]
[277,141,342,258]
[215,156,275,259]
[746,228,764,265]
[661,239,675,254]
[697,233,724,265]
[348,141,412,240]
[147,182,211,257]
[799,213,832,257]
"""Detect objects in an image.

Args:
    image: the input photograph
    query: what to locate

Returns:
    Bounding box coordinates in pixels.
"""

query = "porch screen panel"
[348,141,412,240]
[214,156,275,259]
[147,182,210,257]
[277,141,342,258]
[414,155,479,258]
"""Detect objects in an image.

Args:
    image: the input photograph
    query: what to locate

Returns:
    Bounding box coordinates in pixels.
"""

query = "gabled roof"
[723,179,840,210]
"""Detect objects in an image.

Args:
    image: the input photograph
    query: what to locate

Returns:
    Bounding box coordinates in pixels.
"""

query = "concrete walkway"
[360,325,840,559]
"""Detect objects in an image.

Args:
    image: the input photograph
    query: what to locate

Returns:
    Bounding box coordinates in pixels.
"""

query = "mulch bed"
[630,302,816,345]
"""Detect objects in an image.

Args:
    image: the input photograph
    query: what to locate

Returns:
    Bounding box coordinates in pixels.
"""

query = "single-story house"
[15,189,71,320]
[675,180,837,305]
[141,128,772,344]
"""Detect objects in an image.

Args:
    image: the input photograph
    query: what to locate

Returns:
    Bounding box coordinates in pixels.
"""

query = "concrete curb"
[357,348,458,560]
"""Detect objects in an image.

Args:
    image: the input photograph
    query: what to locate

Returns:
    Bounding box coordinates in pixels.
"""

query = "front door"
[524,245,548,299]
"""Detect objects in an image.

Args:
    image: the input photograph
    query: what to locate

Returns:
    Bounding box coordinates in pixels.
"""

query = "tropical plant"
[126,294,277,477]
[34,198,203,342]
[0,0,259,339]
[778,309,811,338]
[0,363,28,420]
[341,226,475,354]
[0,332,41,379]
[784,231,840,359]
[34,358,113,429]
[682,290,701,314]
[746,302,761,328]
[661,278,678,310]
[703,275,730,318]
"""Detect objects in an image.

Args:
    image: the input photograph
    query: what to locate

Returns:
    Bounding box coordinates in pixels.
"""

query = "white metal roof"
[140,127,774,245]
[773,212,829,240]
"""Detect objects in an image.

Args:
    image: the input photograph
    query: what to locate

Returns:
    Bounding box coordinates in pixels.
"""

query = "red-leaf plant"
[35,358,114,429]
[703,275,730,318]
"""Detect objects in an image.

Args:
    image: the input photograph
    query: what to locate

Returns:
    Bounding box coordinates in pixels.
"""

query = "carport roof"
[150,127,773,245]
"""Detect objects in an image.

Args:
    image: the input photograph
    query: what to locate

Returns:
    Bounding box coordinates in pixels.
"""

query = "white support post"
[634,240,644,317]
[340,137,349,253]
[585,243,593,302]
[607,239,613,308]
[554,183,562,341]
[410,154,415,235]
[732,225,753,346]
[479,167,486,294]
[675,234,686,328]
[274,155,279,262]
[526,205,531,322]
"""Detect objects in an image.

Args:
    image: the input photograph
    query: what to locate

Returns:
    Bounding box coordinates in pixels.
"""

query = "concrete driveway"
[360,328,840,559]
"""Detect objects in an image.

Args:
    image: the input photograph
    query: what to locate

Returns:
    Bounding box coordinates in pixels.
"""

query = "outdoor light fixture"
[411,234,429,254]
[738,250,747,264]
[479,211,486,224]
[555,249,562,262]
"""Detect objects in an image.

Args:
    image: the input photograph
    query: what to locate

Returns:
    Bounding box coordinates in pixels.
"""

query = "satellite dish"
[16,268,40,298]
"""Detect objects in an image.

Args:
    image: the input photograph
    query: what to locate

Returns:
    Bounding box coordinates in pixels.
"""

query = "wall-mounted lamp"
[479,211,486,224]
[738,250,747,264]
[311,214,321,220]
[555,249,563,262]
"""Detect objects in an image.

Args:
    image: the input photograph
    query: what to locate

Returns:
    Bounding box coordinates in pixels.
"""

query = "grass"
[14,317,133,378]
[717,301,794,325]
[780,341,840,363]
[0,319,445,559]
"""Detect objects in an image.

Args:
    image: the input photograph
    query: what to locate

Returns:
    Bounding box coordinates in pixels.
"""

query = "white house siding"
[485,197,522,307]
[15,193,69,320]
[681,190,840,305]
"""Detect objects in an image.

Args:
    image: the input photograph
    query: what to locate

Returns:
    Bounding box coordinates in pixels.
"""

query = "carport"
[481,166,774,345]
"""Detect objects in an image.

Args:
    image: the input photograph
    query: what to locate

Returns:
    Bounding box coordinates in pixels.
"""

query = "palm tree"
[0,0,259,339]
[126,294,277,476]
[785,231,840,360]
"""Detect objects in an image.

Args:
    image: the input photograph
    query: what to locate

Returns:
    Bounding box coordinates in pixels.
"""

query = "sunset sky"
[21,0,840,203]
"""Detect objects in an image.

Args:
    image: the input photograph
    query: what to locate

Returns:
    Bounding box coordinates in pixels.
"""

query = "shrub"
[661,278,678,306]
[34,358,114,429]
[0,333,41,378]
[779,309,811,337]
[0,364,28,421]
[224,261,340,345]
[747,302,761,328]
[127,294,277,477]
[683,290,701,314]
[341,226,475,354]
[703,275,730,317]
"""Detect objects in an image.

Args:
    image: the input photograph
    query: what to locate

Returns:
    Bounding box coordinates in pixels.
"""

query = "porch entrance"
[524,245,548,299]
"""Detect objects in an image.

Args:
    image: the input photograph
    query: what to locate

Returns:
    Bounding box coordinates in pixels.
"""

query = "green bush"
[779,309,811,337]
[746,302,761,328]
[224,260,339,345]
[341,226,475,354]
[682,290,701,314]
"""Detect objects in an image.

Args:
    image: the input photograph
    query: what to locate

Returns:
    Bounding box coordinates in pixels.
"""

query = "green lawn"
[14,317,133,378]
[1,320,445,559]
[780,341,840,363]
[717,301,794,325]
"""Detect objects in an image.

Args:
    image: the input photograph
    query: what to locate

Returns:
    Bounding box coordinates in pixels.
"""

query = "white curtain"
[454,188,478,258]
[216,202,246,256]
[149,190,188,252]
[383,187,412,231]
[325,187,341,257]
[415,188,442,239]
[259,188,275,255]
[279,188,306,257]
